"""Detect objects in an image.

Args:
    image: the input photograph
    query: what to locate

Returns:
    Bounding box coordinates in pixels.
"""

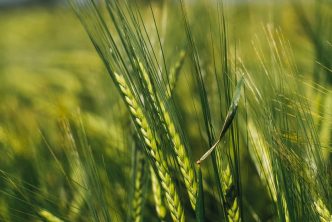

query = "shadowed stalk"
[195,165,205,222]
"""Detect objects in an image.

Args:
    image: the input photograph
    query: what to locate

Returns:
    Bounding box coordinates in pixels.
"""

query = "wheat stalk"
[114,72,185,222]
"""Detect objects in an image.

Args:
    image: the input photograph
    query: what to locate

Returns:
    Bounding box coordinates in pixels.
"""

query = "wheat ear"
[160,102,197,208]
[168,50,186,94]
[39,209,63,222]
[150,166,167,220]
[314,198,332,222]
[131,148,147,222]
[248,122,290,221]
[114,73,185,222]
[222,165,240,222]
[139,61,197,209]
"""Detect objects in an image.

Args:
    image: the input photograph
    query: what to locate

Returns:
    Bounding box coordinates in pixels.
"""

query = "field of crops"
[0,0,331,221]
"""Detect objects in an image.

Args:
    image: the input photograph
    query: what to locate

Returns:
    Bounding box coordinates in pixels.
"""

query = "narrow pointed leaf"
[197,76,244,164]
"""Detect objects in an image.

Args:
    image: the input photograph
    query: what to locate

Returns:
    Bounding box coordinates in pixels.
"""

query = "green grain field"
[0,0,331,221]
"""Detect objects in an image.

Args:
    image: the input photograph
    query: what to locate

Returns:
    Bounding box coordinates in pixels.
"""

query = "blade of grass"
[197,77,244,164]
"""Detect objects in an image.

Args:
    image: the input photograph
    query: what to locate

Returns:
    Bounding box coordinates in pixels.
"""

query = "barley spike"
[131,149,147,222]
[139,61,197,209]
[150,166,167,220]
[222,164,241,222]
[114,72,185,222]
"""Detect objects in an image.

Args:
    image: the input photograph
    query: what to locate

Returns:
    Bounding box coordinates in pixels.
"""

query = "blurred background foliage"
[0,0,331,221]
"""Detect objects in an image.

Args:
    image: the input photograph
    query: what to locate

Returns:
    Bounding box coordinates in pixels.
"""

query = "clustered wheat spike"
[248,122,277,201]
[139,61,197,209]
[160,102,197,208]
[150,166,167,220]
[222,164,240,222]
[168,50,186,95]
[61,120,87,222]
[282,195,290,222]
[314,198,332,222]
[39,209,64,222]
[248,122,290,221]
[114,72,185,222]
[131,150,147,222]
[138,61,164,122]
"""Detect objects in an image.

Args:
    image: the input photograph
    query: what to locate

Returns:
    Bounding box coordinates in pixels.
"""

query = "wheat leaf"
[197,76,244,164]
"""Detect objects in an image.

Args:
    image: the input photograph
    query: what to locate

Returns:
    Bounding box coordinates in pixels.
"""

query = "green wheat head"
[150,166,167,220]
[139,61,198,209]
[114,72,185,222]
[130,148,147,222]
[222,164,240,222]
